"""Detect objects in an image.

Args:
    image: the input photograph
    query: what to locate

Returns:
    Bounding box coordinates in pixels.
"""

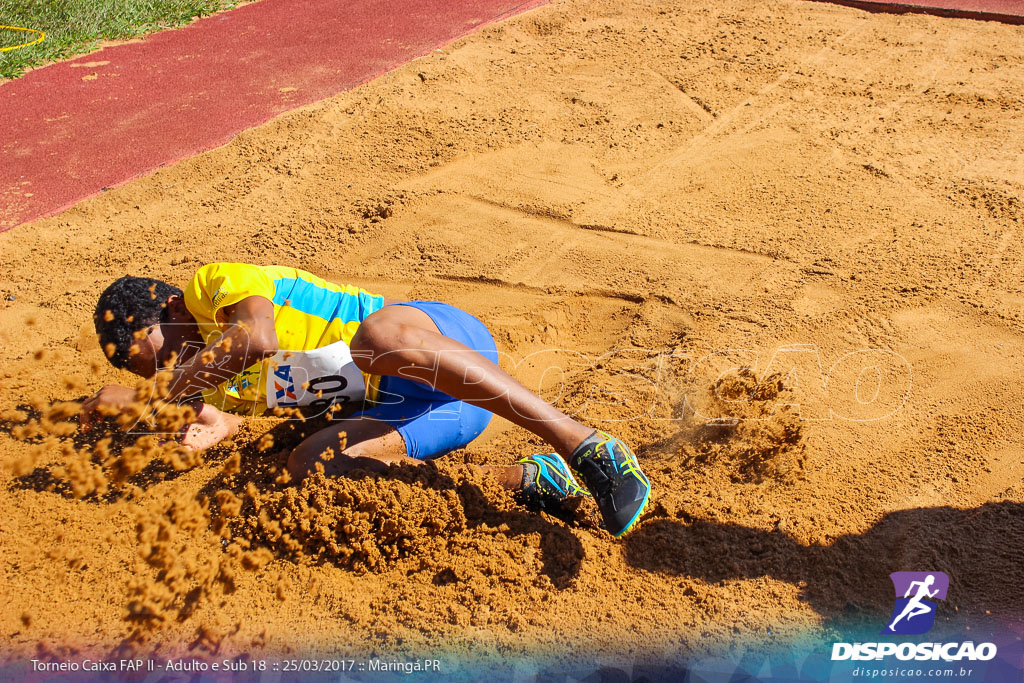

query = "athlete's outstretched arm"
[162,295,279,400]
[79,388,242,449]
[81,295,274,441]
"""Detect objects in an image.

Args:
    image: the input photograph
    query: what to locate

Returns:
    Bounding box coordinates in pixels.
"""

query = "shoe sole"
[610,483,651,538]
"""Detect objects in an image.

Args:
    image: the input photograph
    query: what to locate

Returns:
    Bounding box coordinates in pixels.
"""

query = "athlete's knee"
[286,434,341,481]
[351,314,429,374]
[286,443,319,482]
[287,441,360,482]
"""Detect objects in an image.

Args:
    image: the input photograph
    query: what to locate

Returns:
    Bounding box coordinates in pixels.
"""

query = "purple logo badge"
[883,572,949,635]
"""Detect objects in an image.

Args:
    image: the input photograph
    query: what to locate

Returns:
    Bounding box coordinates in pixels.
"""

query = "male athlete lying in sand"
[79,263,650,537]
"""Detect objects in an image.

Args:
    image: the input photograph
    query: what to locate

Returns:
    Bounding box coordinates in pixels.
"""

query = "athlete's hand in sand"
[81,385,240,449]
[179,403,243,450]
[79,384,137,432]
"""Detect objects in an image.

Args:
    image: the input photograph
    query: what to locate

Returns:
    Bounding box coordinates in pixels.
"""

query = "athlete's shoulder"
[263,266,358,293]
[190,261,272,277]
[185,263,279,318]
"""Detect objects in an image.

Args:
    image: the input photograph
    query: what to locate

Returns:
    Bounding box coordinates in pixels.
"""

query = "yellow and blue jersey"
[183,262,386,414]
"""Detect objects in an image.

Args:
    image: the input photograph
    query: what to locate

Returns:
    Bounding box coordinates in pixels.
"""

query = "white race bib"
[264,341,366,411]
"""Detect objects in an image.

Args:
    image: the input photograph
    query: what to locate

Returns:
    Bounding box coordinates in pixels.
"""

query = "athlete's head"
[94,276,197,377]
[923,574,935,586]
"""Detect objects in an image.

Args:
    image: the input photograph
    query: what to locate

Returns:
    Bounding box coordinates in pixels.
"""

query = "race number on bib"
[264,342,366,411]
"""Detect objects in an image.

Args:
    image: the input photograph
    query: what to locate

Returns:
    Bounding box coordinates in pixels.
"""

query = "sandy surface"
[1,0,1023,673]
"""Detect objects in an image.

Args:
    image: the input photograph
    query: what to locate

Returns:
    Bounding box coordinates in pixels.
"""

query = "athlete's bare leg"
[348,304,594,459]
[287,417,413,479]
[287,416,525,487]
[889,602,931,630]
[294,304,650,537]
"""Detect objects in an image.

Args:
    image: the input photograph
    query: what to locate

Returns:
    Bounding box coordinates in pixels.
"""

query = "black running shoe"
[519,452,588,498]
[515,452,589,512]
[569,430,651,537]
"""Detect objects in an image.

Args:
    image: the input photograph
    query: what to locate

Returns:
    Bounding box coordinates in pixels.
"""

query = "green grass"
[0,0,246,80]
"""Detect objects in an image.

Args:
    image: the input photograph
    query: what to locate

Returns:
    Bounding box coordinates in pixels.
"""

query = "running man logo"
[883,571,949,635]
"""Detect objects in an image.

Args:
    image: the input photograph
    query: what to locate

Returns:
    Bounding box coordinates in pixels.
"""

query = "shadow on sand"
[624,501,1024,629]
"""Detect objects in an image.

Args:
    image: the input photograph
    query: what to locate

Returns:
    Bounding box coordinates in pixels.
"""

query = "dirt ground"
[1,0,1022,674]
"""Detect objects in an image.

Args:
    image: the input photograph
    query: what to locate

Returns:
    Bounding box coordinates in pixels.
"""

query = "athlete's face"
[126,296,202,378]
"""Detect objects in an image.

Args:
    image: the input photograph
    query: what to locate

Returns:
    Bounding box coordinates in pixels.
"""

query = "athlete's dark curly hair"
[94,276,182,369]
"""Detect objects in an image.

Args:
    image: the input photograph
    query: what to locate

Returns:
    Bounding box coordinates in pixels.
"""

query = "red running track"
[0,0,546,233]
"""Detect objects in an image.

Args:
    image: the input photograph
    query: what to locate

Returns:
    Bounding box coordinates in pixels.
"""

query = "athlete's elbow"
[244,328,278,360]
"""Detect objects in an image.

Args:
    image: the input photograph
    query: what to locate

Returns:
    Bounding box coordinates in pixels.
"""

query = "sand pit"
[1,0,1022,675]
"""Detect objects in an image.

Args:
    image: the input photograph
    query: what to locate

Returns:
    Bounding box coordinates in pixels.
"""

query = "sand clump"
[3,390,587,652]
[683,369,806,484]
[2,375,203,499]
[234,459,590,585]
[123,492,276,654]
[0,382,260,652]
[240,466,476,572]
[119,456,591,649]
